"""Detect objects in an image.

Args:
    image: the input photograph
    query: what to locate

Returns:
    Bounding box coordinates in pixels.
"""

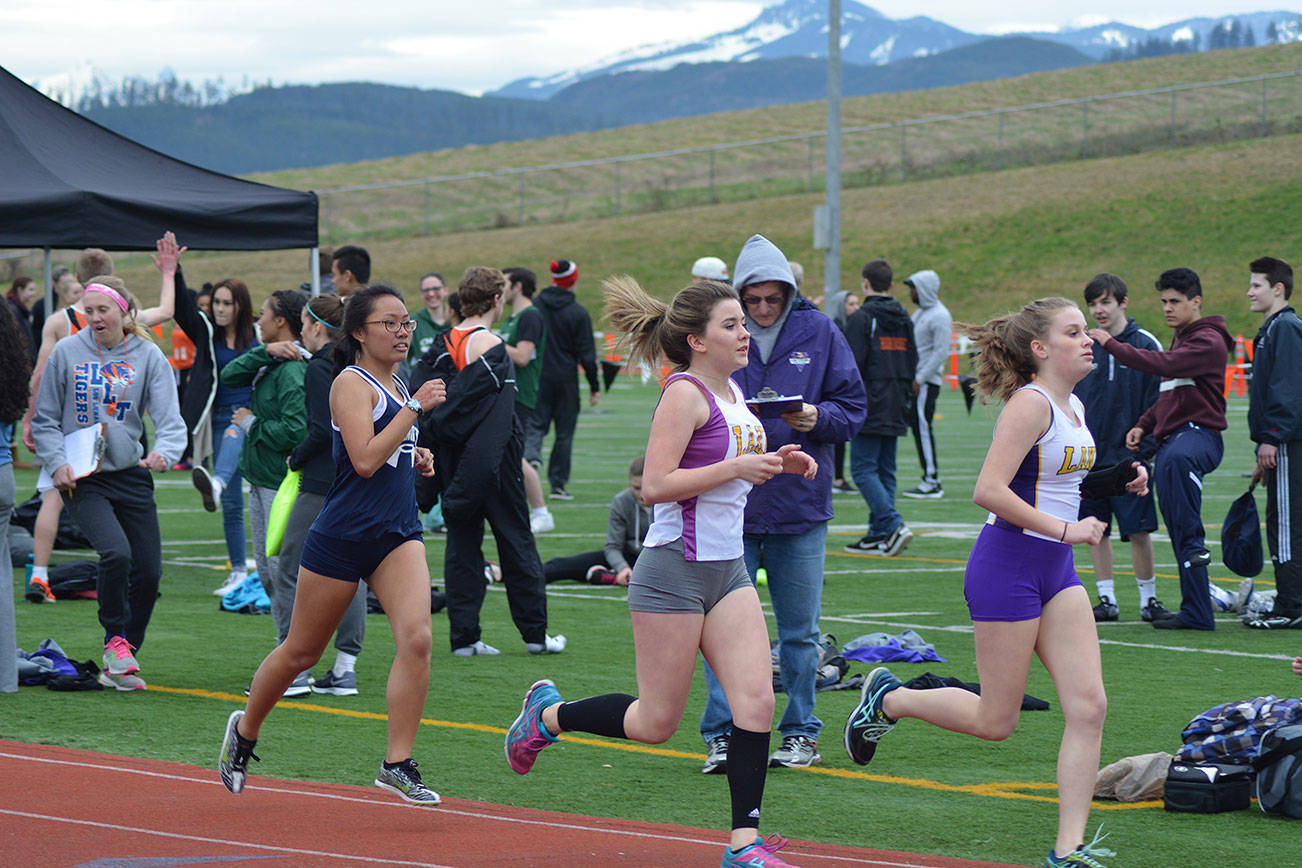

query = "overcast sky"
[4,0,1294,96]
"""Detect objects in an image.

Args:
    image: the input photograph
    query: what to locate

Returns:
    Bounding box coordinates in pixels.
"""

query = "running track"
[0,741,1025,867]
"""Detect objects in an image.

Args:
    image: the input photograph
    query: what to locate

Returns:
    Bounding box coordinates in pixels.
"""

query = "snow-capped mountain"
[490,1,1302,100]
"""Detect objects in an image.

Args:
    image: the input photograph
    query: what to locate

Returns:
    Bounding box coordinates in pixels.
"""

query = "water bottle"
[24,554,34,586]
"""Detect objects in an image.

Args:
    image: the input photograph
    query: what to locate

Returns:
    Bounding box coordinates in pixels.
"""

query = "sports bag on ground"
[1163,760,1252,813]
[1253,722,1302,818]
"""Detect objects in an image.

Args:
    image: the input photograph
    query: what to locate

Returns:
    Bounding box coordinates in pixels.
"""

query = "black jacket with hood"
[533,285,600,393]
[845,294,918,436]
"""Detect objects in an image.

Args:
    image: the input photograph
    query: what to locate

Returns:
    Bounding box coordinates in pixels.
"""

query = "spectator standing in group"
[691,256,729,283]
[505,273,816,868]
[29,264,80,338]
[542,454,651,585]
[31,270,188,691]
[699,235,866,772]
[501,266,555,534]
[24,246,175,605]
[1245,256,1302,630]
[420,267,560,657]
[1088,268,1233,630]
[904,269,951,500]
[218,285,446,806]
[1074,274,1165,622]
[406,270,453,532]
[198,290,309,684]
[0,294,34,692]
[176,272,259,597]
[7,276,37,363]
[298,248,336,296]
[526,259,600,500]
[843,258,917,557]
[330,245,370,298]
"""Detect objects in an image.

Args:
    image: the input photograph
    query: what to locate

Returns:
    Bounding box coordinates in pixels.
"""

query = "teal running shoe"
[721,834,797,867]
[843,666,902,766]
[505,678,562,775]
[1046,826,1115,867]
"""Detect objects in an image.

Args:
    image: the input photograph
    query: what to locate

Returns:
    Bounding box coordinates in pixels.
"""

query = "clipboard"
[746,389,804,419]
[37,423,107,491]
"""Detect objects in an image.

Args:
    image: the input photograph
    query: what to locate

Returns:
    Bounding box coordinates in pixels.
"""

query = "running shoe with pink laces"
[505,678,561,775]
[103,636,139,676]
[722,834,800,867]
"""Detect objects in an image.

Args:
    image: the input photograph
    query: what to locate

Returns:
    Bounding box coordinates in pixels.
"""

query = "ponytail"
[603,276,737,372]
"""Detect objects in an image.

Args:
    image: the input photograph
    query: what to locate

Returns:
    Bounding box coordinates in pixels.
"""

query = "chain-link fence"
[317,70,1302,243]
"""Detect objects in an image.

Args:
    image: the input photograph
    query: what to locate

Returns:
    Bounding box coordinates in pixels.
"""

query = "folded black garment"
[903,671,1050,711]
[1080,459,1148,501]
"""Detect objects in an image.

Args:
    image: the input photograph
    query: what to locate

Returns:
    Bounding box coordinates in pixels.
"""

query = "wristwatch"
[404,397,423,415]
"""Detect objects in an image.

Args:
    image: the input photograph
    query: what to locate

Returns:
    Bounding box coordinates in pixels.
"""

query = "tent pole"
[43,248,52,315]
[310,246,320,296]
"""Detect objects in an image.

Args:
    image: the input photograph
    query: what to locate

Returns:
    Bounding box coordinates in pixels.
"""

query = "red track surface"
[0,740,1026,867]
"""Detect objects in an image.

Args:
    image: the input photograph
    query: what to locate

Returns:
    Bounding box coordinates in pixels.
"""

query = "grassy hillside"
[114,131,1302,340]
[250,43,1301,191]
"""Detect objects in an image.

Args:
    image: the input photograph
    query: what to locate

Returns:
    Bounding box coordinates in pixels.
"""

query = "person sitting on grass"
[844,297,1149,868]
[543,454,651,585]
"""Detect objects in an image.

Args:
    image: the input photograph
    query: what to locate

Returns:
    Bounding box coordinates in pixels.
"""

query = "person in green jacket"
[194,290,308,632]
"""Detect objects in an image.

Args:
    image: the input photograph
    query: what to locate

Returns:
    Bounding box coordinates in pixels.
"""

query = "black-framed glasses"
[366,319,417,333]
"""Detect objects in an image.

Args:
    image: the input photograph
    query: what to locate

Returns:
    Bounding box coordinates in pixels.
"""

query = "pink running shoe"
[103,636,140,676]
[722,834,799,867]
[505,679,561,775]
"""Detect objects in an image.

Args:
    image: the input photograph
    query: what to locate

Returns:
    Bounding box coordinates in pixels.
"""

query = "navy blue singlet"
[308,365,421,542]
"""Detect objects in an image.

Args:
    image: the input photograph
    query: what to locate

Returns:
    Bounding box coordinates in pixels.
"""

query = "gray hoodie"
[32,327,187,474]
[732,234,798,364]
[908,269,952,386]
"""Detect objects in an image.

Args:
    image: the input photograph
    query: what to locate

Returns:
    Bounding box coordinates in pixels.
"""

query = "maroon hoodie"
[1100,315,1234,442]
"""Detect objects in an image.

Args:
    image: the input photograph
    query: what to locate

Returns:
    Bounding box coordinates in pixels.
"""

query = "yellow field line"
[158,686,1159,811]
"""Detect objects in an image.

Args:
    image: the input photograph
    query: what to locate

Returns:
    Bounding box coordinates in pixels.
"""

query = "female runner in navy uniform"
[505,276,815,867]
[219,285,447,805]
[844,298,1149,868]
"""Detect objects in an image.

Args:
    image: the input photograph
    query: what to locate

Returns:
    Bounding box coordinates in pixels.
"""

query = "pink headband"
[84,283,129,313]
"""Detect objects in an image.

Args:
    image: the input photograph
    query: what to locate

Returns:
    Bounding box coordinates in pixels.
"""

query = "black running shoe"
[1092,595,1119,622]
[218,710,259,794]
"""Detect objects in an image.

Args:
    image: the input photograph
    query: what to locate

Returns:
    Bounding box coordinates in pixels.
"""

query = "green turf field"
[6,380,1298,866]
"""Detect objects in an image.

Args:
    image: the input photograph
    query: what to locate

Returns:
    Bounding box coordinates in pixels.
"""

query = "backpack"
[220,571,271,614]
[1254,723,1302,818]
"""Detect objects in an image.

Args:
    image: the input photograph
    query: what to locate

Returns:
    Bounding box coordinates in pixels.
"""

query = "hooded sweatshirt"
[1101,315,1234,442]
[733,234,797,364]
[532,285,600,393]
[907,270,952,386]
[32,327,186,473]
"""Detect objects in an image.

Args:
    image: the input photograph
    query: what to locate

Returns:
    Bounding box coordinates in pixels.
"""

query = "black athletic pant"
[61,466,162,649]
[529,378,580,491]
[910,382,941,486]
[1265,439,1302,615]
[443,458,548,650]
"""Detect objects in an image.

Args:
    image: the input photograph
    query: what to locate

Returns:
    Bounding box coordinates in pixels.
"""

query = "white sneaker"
[193,466,224,512]
[526,634,567,655]
[530,511,555,534]
[452,640,501,657]
[213,570,247,597]
[1209,580,1236,613]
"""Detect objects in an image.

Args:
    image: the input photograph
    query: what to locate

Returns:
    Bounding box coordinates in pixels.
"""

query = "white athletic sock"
[1137,578,1156,608]
[530,506,551,519]
[32,565,49,581]
[1095,579,1115,602]
[333,652,358,676]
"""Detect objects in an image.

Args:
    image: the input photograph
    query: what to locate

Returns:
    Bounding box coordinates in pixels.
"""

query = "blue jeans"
[850,433,902,537]
[700,523,827,742]
[211,405,247,570]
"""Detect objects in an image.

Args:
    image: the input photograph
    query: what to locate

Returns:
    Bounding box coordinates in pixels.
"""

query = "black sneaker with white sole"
[844,534,887,554]
[879,524,914,557]
[1092,595,1119,622]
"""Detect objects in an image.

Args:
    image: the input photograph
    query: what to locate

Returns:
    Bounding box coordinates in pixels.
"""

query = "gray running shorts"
[627,539,752,615]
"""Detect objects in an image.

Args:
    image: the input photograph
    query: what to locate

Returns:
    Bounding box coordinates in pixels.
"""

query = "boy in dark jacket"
[844,259,918,556]
[1074,274,1167,622]
[1090,267,1234,630]
[1245,256,1302,629]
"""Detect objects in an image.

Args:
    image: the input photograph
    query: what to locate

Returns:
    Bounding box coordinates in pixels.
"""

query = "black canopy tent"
[0,64,320,302]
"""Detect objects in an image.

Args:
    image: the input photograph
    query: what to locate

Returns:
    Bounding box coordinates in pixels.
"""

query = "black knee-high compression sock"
[555,693,637,739]
[727,726,770,832]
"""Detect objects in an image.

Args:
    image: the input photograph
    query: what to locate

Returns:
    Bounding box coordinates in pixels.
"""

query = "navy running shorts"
[1078,490,1158,542]
[300,528,423,583]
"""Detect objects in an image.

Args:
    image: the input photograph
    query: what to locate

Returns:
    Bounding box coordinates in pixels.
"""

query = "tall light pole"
[822,0,842,298]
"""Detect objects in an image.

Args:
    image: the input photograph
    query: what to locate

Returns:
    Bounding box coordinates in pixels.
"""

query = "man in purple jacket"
[698,234,867,773]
